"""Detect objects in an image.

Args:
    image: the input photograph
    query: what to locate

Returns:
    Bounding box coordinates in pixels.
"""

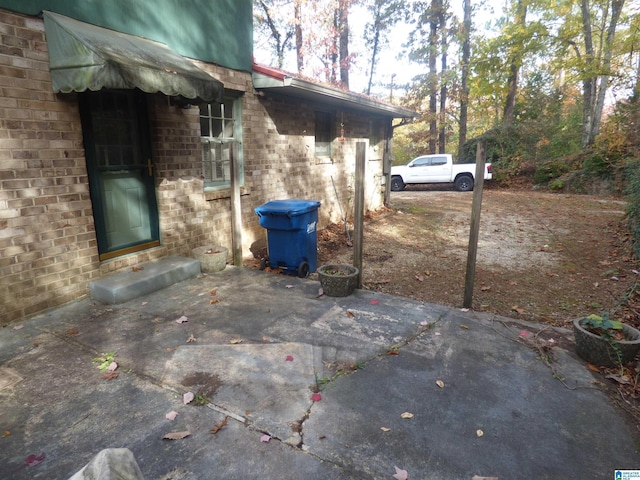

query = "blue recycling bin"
[255,199,321,277]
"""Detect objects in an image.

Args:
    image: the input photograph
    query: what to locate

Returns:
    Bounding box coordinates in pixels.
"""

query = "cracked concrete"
[0,266,639,479]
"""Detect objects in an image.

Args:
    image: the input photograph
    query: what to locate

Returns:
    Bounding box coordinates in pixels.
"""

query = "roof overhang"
[252,64,416,120]
[43,11,224,103]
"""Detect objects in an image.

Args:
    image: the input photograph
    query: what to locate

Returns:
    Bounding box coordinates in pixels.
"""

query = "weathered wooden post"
[463,140,486,308]
[354,142,366,287]
[230,147,243,267]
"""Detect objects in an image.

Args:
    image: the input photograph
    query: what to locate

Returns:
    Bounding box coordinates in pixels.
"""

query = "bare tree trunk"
[503,0,526,126]
[294,0,304,73]
[338,0,350,89]
[438,4,447,154]
[366,3,383,96]
[428,0,439,154]
[591,0,624,141]
[581,0,596,148]
[458,0,471,160]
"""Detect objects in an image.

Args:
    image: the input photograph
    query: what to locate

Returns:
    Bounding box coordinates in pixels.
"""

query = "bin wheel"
[260,258,269,270]
[297,261,310,278]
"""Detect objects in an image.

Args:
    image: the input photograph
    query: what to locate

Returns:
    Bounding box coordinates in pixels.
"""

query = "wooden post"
[230,148,243,266]
[463,141,486,308]
[353,142,366,287]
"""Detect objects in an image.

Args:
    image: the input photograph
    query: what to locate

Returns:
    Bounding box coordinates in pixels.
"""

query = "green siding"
[0,0,252,72]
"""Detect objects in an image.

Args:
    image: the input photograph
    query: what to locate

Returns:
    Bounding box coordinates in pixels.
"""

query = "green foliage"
[534,159,571,184]
[625,158,640,259]
[583,313,623,331]
[548,178,564,190]
[92,351,116,372]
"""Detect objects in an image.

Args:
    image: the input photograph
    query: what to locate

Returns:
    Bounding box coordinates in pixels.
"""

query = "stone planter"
[317,264,359,297]
[191,246,228,273]
[573,318,640,367]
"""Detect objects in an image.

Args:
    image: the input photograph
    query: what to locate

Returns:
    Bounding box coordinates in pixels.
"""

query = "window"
[200,96,243,189]
[432,156,447,166]
[413,157,431,167]
[315,111,333,157]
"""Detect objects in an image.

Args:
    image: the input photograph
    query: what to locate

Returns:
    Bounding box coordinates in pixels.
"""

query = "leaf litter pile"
[315,188,640,420]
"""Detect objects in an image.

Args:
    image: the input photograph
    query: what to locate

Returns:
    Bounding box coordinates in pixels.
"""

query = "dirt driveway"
[317,186,639,329]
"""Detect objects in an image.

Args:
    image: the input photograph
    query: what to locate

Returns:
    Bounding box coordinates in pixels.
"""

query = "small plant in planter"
[317,264,359,297]
[573,313,640,368]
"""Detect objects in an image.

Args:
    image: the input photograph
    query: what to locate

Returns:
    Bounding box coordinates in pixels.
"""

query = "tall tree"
[254,0,295,68]
[581,0,625,147]
[438,0,449,153]
[295,0,304,72]
[429,0,440,153]
[457,0,471,160]
[338,0,351,88]
[503,0,527,126]
[364,0,404,95]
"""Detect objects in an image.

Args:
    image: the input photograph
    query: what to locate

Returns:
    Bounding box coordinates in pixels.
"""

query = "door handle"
[147,159,153,176]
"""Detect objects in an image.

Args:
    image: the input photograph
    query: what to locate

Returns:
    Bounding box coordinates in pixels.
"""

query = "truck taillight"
[487,165,492,173]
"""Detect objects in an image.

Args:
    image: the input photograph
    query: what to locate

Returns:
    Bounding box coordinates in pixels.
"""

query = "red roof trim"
[252,62,288,80]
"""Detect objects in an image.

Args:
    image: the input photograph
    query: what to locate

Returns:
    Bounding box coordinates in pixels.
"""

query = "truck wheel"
[390,176,405,191]
[455,175,474,192]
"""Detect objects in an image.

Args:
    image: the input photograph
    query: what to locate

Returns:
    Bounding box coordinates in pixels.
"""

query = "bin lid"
[255,199,321,216]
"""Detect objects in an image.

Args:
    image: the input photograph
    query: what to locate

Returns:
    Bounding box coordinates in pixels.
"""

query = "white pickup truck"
[390,154,492,192]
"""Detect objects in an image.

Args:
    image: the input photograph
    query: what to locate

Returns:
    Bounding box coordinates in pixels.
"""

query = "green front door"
[80,90,160,260]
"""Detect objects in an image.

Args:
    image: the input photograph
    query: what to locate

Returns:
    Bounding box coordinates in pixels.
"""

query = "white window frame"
[200,95,243,190]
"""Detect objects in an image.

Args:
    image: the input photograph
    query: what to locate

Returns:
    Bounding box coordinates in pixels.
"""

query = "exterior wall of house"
[0,9,387,323]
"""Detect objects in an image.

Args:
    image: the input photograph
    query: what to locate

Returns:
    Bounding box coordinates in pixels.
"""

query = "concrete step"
[89,256,200,304]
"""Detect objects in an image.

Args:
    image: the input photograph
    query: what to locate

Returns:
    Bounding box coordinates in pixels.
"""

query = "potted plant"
[573,314,640,368]
[317,264,359,297]
[191,245,228,273]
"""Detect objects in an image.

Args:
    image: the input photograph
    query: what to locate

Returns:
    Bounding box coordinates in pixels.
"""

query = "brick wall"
[0,10,98,321]
[0,9,387,323]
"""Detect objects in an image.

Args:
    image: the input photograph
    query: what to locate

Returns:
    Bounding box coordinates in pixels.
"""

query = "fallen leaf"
[370,299,379,305]
[285,284,294,289]
[210,298,221,304]
[285,355,294,361]
[107,361,118,372]
[460,324,470,329]
[24,452,45,467]
[3,430,10,437]
[175,315,188,324]
[132,266,144,272]
[436,380,445,388]
[318,287,324,296]
[508,281,518,286]
[346,310,355,318]
[162,431,191,440]
[102,372,119,380]
[587,363,600,372]
[400,412,414,419]
[141,301,148,306]
[210,416,228,434]
[67,329,79,336]
[476,429,484,437]
[480,285,491,291]
[380,427,391,432]
[518,331,530,338]
[606,373,632,385]
[420,321,429,326]
[415,274,424,282]
[260,434,271,443]
[392,466,409,480]
[183,392,194,404]
[210,289,217,296]
[311,393,322,402]
[12,324,23,330]
[471,476,499,480]
[230,338,243,344]
[166,347,173,353]
[460,308,470,312]
[511,306,525,315]
[424,270,431,276]
[165,411,178,421]
[186,334,197,343]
